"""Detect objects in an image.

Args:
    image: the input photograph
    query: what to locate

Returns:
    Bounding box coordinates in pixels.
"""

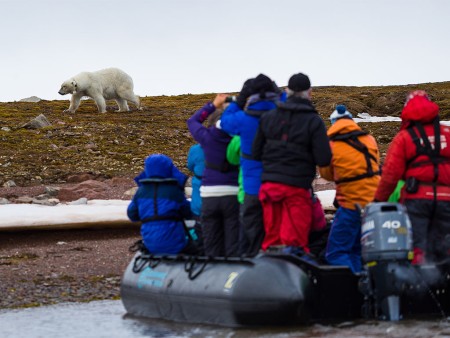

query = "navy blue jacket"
[127,154,191,254]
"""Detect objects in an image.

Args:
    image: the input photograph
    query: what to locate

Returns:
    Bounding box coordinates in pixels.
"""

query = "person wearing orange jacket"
[374,90,450,264]
[319,105,380,273]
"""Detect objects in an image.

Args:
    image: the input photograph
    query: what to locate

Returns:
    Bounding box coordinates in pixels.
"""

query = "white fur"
[58,68,141,113]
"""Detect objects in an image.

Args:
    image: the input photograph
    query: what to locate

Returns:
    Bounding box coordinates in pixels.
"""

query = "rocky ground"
[1,83,449,310]
[0,179,140,310]
[0,227,140,309]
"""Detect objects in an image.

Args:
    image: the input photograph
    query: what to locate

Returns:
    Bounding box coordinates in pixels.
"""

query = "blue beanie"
[330,105,353,124]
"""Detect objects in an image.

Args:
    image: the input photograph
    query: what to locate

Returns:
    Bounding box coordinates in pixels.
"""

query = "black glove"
[236,78,254,108]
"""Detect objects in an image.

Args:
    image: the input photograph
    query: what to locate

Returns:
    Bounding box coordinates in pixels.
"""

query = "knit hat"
[288,73,311,92]
[251,74,274,95]
[330,105,353,124]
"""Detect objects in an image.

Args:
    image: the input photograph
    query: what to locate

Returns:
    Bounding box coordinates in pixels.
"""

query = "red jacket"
[375,95,450,201]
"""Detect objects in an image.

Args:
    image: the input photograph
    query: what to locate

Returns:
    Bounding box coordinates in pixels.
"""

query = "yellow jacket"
[319,118,380,210]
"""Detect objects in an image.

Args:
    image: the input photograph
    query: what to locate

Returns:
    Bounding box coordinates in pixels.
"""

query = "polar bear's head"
[58,79,78,95]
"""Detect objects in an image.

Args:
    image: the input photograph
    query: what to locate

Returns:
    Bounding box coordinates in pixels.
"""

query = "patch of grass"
[0,253,39,265]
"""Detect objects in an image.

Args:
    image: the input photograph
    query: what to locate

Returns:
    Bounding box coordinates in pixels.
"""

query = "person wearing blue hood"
[220,74,283,256]
[127,154,195,255]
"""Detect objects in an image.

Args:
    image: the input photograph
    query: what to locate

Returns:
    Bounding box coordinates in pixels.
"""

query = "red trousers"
[259,182,312,251]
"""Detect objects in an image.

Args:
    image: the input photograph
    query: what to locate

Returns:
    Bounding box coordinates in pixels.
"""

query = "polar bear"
[58,68,141,113]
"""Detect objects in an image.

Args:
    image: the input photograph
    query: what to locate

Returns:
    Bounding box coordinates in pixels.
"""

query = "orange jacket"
[319,118,380,210]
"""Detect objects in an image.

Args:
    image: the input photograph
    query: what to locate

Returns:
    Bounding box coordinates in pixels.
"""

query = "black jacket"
[253,96,331,188]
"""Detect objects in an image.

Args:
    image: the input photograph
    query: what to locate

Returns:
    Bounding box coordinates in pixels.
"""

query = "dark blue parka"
[127,154,191,254]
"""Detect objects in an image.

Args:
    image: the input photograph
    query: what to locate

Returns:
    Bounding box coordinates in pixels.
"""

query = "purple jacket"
[187,102,238,187]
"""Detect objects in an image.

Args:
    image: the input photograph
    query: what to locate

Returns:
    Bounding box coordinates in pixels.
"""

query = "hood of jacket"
[327,118,361,138]
[400,95,439,129]
[134,154,187,187]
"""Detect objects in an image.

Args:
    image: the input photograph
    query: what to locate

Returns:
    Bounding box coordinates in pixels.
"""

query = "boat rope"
[132,254,148,273]
[184,256,210,280]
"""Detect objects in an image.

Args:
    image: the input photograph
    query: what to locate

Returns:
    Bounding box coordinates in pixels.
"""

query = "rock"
[15,196,34,204]
[108,177,133,187]
[32,198,59,206]
[19,96,41,103]
[0,197,10,204]
[3,180,16,188]
[20,114,51,129]
[58,180,109,202]
[66,173,98,183]
[123,187,137,198]
[45,186,60,197]
[1,127,11,132]
[68,197,88,205]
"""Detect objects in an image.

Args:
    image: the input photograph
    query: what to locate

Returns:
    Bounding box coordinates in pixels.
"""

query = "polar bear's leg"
[92,94,107,113]
[115,98,129,112]
[64,93,83,113]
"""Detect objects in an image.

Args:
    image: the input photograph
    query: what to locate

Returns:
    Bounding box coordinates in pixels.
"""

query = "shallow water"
[0,300,449,338]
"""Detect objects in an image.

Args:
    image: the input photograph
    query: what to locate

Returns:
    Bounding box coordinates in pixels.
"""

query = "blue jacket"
[187,144,205,216]
[220,98,278,195]
[187,102,238,187]
[127,154,191,254]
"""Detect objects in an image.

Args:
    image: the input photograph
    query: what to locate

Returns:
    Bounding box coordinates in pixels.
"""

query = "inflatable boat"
[120,203,450,327]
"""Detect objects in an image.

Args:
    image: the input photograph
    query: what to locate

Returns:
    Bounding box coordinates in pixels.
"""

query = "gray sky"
[1,0,449,102]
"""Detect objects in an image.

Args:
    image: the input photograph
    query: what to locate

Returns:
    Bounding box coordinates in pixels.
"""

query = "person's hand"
[212,94,228,108]
[236,78,254,108]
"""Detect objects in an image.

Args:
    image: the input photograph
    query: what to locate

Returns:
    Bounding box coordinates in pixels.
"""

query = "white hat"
[330,105,352,124]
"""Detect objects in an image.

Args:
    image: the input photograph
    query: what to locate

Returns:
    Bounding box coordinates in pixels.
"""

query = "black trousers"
[201,195,240,257]
[404,199,450,262]
[242,193,265,257]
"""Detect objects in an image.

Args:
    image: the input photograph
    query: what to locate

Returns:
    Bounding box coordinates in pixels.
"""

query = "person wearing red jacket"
[375,90,450,264]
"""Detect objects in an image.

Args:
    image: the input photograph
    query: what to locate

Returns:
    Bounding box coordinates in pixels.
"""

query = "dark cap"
[251,74,274,95]
[288,73,311,92]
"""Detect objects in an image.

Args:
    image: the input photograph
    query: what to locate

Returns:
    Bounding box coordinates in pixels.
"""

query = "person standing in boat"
[374,90,450,264]
[220,74,282,257]
[253,72,332,255]
[319,105,380,273]
[127,154,197,255]
[226,135,248,255]
[187,143,205,254]
[187,95,240,257]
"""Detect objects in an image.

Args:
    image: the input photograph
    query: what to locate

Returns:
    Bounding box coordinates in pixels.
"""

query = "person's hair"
[286,88,311,99]
[207,109,223,127]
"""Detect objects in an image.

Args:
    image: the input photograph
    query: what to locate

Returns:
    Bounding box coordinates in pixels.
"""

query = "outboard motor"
[360,202,413,321]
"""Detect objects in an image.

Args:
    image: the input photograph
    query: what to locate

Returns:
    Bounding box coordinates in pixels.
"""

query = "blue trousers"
[326,207,362,273]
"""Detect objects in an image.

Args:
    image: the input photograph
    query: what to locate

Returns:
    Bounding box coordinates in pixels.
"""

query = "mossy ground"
[1,82,449,187]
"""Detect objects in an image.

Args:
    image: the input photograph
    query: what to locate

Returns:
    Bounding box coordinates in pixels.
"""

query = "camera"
[225,95,237,103]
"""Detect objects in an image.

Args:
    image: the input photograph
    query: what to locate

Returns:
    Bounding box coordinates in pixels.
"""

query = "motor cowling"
[360,202,414,321]
[361,202,413,263]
